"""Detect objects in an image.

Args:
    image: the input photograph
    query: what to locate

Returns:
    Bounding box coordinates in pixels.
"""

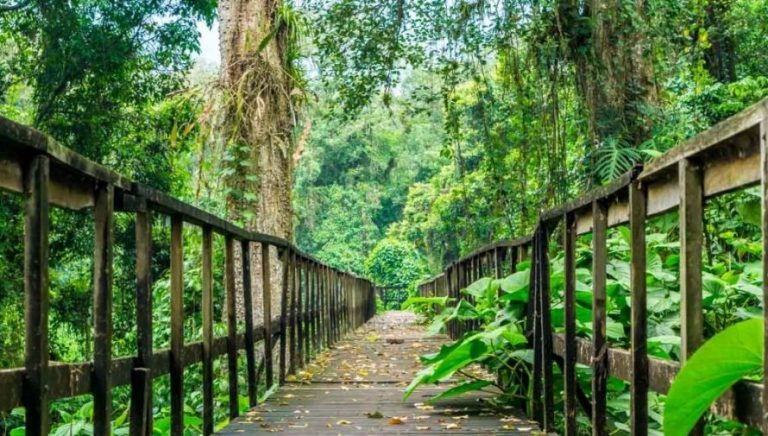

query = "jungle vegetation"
[0,0,767,434]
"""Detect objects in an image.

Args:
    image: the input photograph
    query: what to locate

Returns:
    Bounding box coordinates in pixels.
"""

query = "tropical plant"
[664,319,764,436]
[404,277,532,408]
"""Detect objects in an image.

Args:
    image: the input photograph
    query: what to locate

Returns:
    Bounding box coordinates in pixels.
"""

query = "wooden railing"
[418,97,768,434]
[0,116,376,435]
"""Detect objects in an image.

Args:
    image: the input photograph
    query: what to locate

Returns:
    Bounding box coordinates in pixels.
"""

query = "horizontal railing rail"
[0,116,376,435]
[418,97,768,434]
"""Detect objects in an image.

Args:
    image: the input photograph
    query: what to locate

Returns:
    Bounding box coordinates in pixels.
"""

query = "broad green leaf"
[607,321,625,340]
[427,380,493,404]
[463,277,493,299]
[664,319,763,436]
[501,330,527,347]
[420,338,466,365]
[402,296,451,309]
[430,338,489,381]
[648,335,680,347]
[451,300,479,320]
[403,366,435,400]
[498,271,529,296]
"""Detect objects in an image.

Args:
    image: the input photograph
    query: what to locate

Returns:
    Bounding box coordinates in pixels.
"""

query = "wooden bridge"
[0,97,767,435]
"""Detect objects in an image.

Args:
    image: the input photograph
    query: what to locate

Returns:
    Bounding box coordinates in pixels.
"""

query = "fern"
[593,136,642,184]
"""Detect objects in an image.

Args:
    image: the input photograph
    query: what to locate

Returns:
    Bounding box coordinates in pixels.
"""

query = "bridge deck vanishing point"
[220,311,539,435]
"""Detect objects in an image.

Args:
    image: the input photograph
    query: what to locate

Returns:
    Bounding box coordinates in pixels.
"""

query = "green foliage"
[364,238,428,288]
[293,72,445,274]
[664,319,764,436]
[404,277,530,405]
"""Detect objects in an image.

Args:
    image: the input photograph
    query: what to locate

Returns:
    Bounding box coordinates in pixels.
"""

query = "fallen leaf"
[388,416,407,425]
[288,423,308,428]
[445,423,461,430]
[416,426,431,430]
[336,420,352,425]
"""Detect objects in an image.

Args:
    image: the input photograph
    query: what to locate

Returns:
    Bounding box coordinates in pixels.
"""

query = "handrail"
[418,97,768,433]
[0,115,376,435]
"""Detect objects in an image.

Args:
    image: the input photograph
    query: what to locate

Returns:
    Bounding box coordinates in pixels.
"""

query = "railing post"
[289,253,298,375]
[201,227,214,435]
[242,241,258,406]
[131,203,153,436]
[312,262,320,353]
[680,159,704,360]
[299,262,308,367]
[530,231,542,424]
[261,242,274,390]
[170,215,184,435]
[23,155,50,436]
[279,248,291,384]
[760,118,768,436]
[592,200,608,436]
[563,213,577,435]
[539,228,554,431]
[324,266,331,347]
[93,182,114,435]
[630,180,648,435]
[225,236,239,419]
[680,158,705,434]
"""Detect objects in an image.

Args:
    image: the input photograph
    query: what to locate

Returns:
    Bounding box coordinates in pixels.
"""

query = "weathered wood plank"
[129,368,151,436]
[170,215,184,436]
[530,233,542,423]
[201,227,214,435]
[23,155,50,436]
[225,236,239,419]
[223,312,537,435]
[761,118,768,435]
[92,182,114,435]
[592,201,608,436]
[630,181,648,436]
[279,248,290,384]
[289,254,298,375]
[131,204,153,435]
[680,159,704,361]
[563,213,577,435]
[242,241,258,406]
[262,243,274,389]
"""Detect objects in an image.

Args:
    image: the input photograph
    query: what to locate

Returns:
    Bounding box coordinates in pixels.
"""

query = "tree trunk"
[218,0,294,358]
[219,0,294,238]
[567,0,658,184]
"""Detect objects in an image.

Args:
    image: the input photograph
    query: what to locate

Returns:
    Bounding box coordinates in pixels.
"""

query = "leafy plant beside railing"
[405,196,766,433]
[402,276,533,408]
[664,318,764,436]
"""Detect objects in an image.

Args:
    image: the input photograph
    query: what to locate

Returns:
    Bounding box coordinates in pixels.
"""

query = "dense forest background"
[1,0,768,433]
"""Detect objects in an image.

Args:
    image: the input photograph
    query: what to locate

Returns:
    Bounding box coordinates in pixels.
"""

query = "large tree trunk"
[564,0,657,184]
[217,0,295,365]
[219,0,294,237]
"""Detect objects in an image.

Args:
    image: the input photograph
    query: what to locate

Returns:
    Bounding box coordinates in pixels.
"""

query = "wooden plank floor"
[219,311,539,435]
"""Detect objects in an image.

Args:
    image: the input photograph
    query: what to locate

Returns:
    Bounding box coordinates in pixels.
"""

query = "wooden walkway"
[220,311,538,435]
